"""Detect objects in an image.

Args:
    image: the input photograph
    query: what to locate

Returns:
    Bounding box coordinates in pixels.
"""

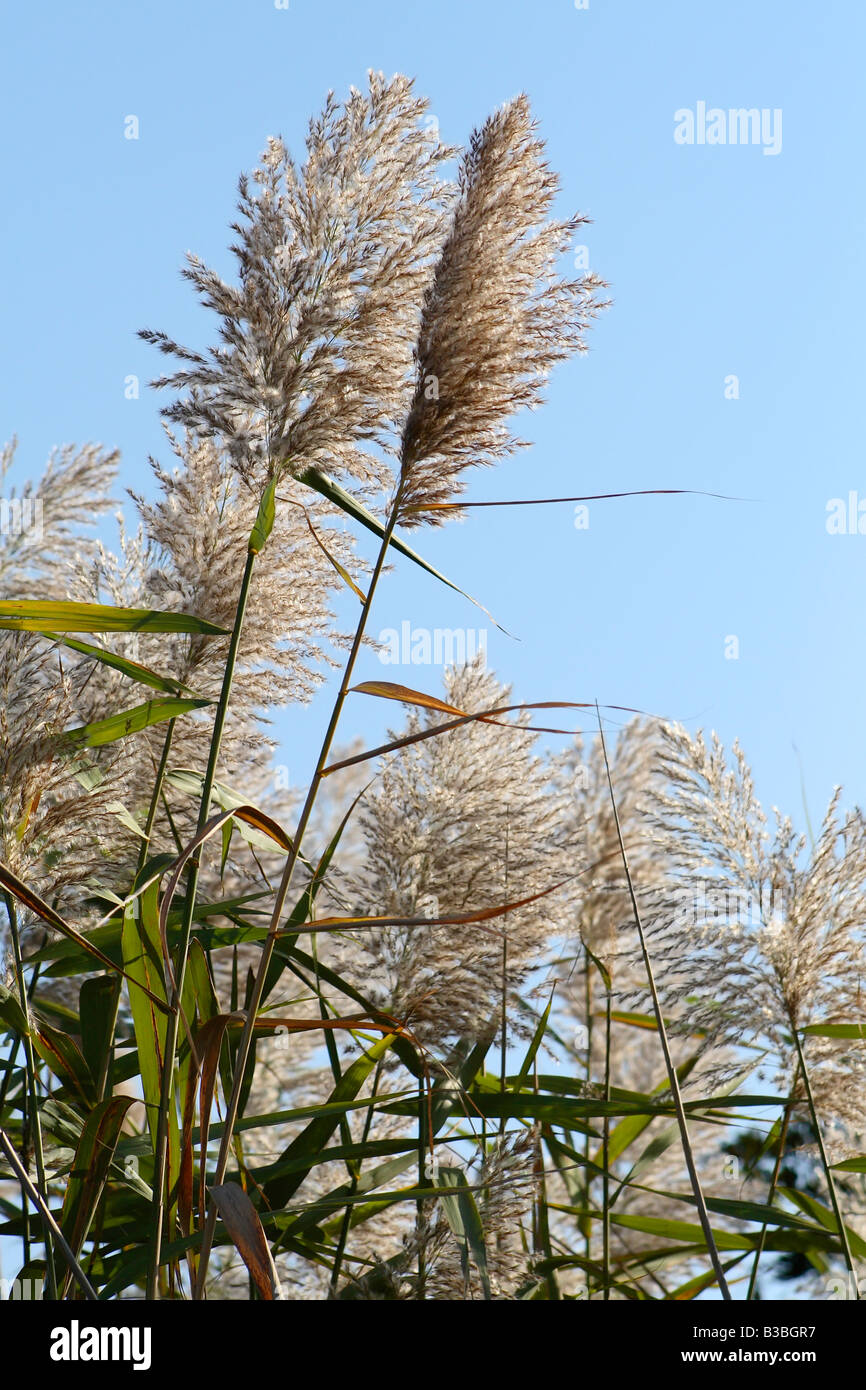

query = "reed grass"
[0,73,863,1305]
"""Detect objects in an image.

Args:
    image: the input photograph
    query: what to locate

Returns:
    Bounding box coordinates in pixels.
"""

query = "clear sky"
[2,0,865,829]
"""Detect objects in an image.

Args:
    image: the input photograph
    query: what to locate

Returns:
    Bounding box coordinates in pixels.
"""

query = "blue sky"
[2,0,865,829]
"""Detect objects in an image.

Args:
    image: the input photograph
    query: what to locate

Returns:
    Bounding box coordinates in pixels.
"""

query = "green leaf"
[599,1210,846,1256]
[59,1096,137,1291]
[249,474,280,555]
[0,981,30,1037]
[33,1022,94,1103]
[802,1022,866,1040]
[61,698,211,749]
[778,1186,866,1258]
[262,1032,398,1208]
[513,993,554,1092]
[650,1185,830,1235]
[120,881,175,1155]
[78,977,118,1083]
[296,466,510,634]
[42,633,200,695]
[165,769,292,858]
[0,600,228,634]
[389,1090,601,1134]
[437,1165,492,1299]
[0,860,168,1008]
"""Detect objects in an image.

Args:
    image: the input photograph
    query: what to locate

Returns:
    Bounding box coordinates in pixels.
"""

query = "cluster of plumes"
[0,438,118,598]
[0,52,610,960]
[140,74,456,501]
[641,724,866,1155]
[423,1128,540,1299]
[545,718,746,1297]
[140,74,606,526]
[23,424,364,877]
[19,71,864,1299]
[552,717,665,978]
[398,94,608,526]
[0,635,133,917]
[0,442,136,927]
[0,425,367,939]
[332,655,581,1052]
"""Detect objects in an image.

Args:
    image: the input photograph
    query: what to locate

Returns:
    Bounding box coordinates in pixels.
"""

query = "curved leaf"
[0,600,228,635]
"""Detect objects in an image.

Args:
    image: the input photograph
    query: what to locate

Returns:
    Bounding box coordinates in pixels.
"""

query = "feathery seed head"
[397,93,609,526]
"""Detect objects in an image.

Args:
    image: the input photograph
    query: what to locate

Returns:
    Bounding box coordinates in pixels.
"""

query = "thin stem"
[148,548,258,1300]
[0,939,43,1115]
[0,1127,97,1301]
[139,719,177,870]
[597,713,732,1300]
[746,1080,797,1301]
[194,478,407,1298]
[602,981,612,1301]
[583,953,592,1285]
[4,892,57,1299]
[97,721,179,1108]
[791,1024,860,1295]
[329,1056,384,1297]
[499,807,509,1130]
[416,1073,427,1300]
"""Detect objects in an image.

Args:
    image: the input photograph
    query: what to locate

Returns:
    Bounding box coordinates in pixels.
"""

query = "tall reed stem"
[194,480,407,1296]
[4,892,57,1299]
[746,1080,797,1300]
[602,980,612,1300]
[147,548,258,1299]
[0,1126,96,1301]
[791,1024,860,1296]
[97,720,178,1109]
[597,716,732,1300]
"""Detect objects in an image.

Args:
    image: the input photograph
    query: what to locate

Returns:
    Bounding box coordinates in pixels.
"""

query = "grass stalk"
[0,1126,96,1301]
[602,979,612,1300]
[147,547,258,1299]
[194,478,407,1297]
[96,720,178,1109]
[597,714,732,1301]
[745,1082,797,1301]
[4,892,57,1299]
[791,1023,860,1296]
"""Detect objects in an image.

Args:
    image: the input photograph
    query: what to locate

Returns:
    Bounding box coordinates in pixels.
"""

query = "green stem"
[329,1056,383,1297]
[416,1074,427,1300]
[4,893,58,1299]
[597,716,732,1301]
[0,1126,96,1300]
[746,1081,796,1301]
[791,1024,860,1295]
[194,478,406,1298]
[97,721,178,1109]
[499,809,509,1134]
[139,719,177,869]
[147,548,258,1300]
[583,954,592,1288]
[602,982,611,1301]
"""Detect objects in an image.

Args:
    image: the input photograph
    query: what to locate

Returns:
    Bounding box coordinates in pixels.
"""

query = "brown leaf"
[325,700,643,776]
[0,859,170,1014]
[208,1182,284,1300]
